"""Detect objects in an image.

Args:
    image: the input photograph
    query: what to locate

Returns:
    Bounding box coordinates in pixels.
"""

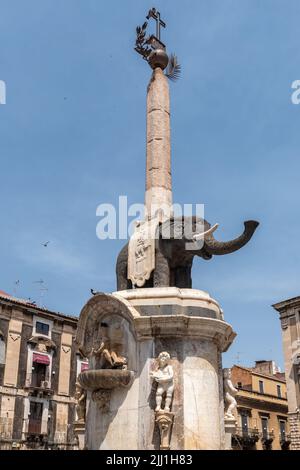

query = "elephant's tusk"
[192,223,219,241]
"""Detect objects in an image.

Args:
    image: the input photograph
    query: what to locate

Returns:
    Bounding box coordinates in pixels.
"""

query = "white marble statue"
[223,368,238,419]
[75,381,86,423]
[150,351,174,412]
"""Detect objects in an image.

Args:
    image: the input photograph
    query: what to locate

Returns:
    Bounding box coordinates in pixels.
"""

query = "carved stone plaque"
[128,219,158,287]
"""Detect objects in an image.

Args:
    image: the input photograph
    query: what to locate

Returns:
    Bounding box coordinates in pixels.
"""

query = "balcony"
[280,433,291,450]
[24,418,49,448]
[24,373,53,397]
[261,430,275,443]
[233,427,260,449]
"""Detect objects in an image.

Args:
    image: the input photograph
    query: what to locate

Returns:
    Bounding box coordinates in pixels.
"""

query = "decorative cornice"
[134,315,236,351]
[273,296,300,314]
[237,395,288,414]
[27,335,57,350]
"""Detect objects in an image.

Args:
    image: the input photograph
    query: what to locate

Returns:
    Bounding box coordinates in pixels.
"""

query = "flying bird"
[91,289,99,296]
[42,241,50,247]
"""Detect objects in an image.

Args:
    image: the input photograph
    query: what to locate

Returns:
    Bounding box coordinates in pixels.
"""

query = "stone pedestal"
[76,287,236,450]
[74,421,86,450]
[224,417,237,450]
[155,411,174,450]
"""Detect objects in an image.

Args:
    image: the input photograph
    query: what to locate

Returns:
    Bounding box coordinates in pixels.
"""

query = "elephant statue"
[116,216,259,290]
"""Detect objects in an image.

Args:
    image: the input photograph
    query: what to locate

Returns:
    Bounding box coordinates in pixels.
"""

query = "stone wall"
[0,296,78,450]
[289,412,300,450]
[51,332,61,394]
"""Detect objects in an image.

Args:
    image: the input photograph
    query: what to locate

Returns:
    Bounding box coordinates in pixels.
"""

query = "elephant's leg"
[174,264,192,289]
[116,244,132,291]
[153,249,170,287]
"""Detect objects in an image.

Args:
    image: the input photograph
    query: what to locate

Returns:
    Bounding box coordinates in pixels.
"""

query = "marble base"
[76,287,236,450]
[74,421,86,450]
[224,417,237,450]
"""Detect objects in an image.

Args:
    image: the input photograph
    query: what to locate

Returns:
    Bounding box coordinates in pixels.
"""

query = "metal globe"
[148,49,169,70]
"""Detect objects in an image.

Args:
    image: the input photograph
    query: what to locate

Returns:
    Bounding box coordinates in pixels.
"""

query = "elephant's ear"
[160,217,211,241]
[160,217,185,240]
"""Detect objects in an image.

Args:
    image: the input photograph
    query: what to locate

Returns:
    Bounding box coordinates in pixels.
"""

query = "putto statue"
[150,351,174,412]
[223,368,238,419]
[92,322,127,370]
[75,381,87,423]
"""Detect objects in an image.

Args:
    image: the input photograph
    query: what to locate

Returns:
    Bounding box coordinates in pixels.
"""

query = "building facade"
[0,290,87,450]
[273,297,300,450]
[231,361,290,450]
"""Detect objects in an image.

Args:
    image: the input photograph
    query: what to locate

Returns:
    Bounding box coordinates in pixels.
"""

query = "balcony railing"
[261,430,275,442]
[234,427,261,440]
[24,373,52,392]
[280,433,291,444]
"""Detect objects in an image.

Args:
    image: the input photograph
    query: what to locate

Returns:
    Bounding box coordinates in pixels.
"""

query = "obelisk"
[145,67,172,221]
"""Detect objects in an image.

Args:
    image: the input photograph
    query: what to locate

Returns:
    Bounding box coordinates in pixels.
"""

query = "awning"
[81,362,89,372]
[33,353,50,365]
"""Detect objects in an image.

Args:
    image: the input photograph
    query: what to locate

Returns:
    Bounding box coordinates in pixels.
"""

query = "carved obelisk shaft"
[145,67,172,221]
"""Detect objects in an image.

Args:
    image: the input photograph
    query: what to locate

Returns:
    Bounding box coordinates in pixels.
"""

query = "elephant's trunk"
[204,220,259,255]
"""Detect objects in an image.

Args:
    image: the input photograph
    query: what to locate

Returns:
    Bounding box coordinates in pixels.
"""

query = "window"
[259,380,264,394]
[0,334,5,365]
[35,321,49,336]
[261,416,268,438]
[237,382,242,388]
[241,413,249,434]
[31,353,50,388]
[31,363,47,388]
[277,385,282,398]
[28,401,43,435]
[279,420,286,440]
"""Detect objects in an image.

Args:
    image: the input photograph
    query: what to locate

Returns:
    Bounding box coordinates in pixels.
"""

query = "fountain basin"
[78,369,134,391]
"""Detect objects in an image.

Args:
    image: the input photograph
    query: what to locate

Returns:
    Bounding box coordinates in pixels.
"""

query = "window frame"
[261,416,269,438]
[258,380,264,394]
[279,419,286,440]
[35,321,50,336]
[32,316,53,339]
[277,384,282,398]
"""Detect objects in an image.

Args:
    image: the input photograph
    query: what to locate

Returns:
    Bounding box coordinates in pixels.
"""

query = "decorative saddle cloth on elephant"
[128,218,158,287]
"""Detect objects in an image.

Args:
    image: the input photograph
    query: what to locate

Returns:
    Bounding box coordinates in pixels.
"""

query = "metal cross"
[146,8,166,41]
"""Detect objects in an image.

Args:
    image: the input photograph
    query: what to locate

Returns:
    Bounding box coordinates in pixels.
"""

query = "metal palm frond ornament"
[134,7,181,82]
[166,54,181,81]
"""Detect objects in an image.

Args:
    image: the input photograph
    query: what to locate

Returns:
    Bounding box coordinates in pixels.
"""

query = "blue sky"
[1,0,300,369]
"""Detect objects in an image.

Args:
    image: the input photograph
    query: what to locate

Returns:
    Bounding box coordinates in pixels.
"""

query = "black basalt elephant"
[116,216,259,290]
